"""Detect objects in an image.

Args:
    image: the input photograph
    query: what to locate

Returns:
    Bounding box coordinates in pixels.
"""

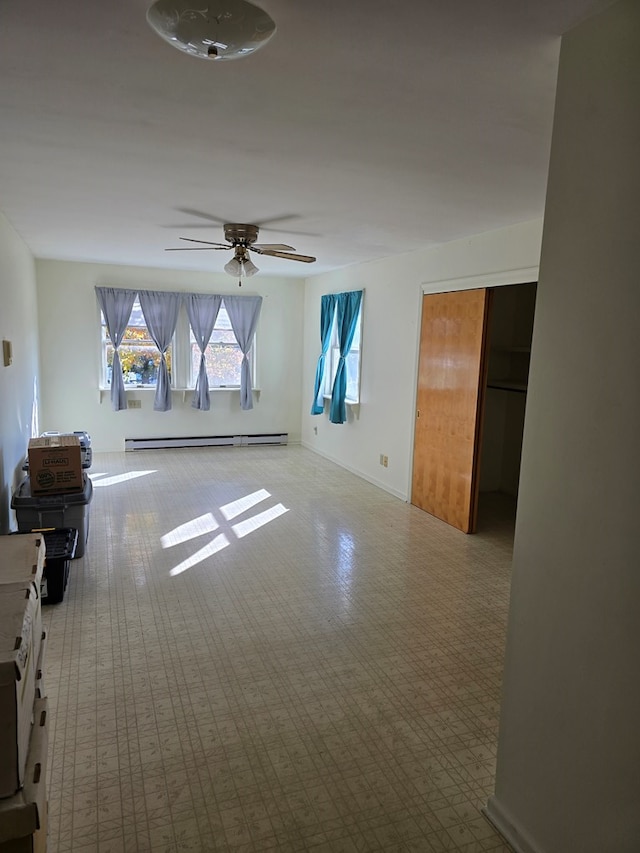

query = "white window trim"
[321,300,363,405]
[99,295,259,394]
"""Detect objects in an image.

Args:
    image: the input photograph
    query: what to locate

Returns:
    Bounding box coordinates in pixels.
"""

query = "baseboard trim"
[124,433,288,451]
[301,441,408,502]
[483,796,545,853]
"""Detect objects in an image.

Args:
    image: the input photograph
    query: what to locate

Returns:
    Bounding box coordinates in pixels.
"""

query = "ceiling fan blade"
[164,213,319,238]
[179,237,230,247]
[176,210,301,229]
[253,243,296,251]
[163,223,227,229]
[165,247,228,251]
[176,208,227,224]
[254,248,316,263]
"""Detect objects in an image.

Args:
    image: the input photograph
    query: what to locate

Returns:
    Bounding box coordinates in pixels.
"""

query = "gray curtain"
[95,286,137,411]
[185,294,222,411]
[224,295,262,410]
[138,290,182,412]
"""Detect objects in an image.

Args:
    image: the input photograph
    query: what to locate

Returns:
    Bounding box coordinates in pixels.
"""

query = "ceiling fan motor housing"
[224,223,259,246]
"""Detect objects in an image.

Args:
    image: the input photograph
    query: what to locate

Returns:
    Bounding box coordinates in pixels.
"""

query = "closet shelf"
[487,380,528,393]
[493,346,531,354]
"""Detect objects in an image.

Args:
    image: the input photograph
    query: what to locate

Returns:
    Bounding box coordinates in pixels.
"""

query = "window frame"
[187,303,257,391]
[322,298,363,405]
[100,295,172,390]
[99,295,259,393]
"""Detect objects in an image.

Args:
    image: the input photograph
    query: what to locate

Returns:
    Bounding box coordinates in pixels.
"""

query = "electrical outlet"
[128,399,142,409]
[383,455,388,467]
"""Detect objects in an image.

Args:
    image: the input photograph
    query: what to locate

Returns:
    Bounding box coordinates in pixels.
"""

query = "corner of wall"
[0,211,39,532]
[483,796,544,853]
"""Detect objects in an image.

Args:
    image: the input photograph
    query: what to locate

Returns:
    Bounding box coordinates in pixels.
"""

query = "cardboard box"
[0,588,42,798]
[22,431,92,473]
[27,435,83,495]
[0,808,46,853]
[34,631,46,701]
[0,698,48,852]
[0,536,45,597]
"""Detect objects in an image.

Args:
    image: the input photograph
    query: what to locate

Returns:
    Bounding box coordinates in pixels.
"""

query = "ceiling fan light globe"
[224,258,242,277]
[243,258,259,277]
[147,0,277,61]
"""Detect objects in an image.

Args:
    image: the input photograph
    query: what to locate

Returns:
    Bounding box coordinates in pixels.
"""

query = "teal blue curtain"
[311,294,337,414]
[329,290,363,424]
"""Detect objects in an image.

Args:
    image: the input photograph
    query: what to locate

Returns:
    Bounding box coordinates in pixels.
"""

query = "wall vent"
[124,434,288,451]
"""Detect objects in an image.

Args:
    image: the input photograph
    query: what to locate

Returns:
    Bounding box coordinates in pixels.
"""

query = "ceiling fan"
[165,223,316,285]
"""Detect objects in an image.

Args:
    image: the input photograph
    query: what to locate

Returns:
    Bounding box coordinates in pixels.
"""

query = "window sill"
[322,395,360,410]
[322,394,359,403]
[99,387,261,403]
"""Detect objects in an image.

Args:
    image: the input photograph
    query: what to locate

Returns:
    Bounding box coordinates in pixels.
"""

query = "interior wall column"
[487,1,640,851]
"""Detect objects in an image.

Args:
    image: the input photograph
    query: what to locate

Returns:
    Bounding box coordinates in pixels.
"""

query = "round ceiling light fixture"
[146,0,276,61]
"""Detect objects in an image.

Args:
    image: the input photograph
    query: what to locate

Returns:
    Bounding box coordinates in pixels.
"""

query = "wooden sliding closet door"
[411,288,491,533]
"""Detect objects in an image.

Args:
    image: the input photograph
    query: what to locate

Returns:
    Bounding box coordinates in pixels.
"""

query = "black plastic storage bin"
[41,527,78,603]
[11,474,93,557]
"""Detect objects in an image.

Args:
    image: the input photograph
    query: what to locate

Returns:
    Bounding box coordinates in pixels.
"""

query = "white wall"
[0,213,40,533]
[301,219,543,500]
[488,1,640,851]
[36,260,305,451]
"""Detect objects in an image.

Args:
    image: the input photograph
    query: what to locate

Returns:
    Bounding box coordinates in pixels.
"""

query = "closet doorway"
[411,282,537,533]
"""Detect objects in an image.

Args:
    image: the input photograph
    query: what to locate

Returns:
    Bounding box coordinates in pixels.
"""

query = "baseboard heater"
[124,434,288,451]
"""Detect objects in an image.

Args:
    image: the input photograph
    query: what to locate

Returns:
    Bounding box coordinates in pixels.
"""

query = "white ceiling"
[0,0,608,278]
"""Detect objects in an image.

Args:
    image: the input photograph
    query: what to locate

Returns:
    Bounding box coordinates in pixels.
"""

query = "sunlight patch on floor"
[169,534,230,576]
[161,513,219,548]
[166,491,289,575]
[232,503,289,539]
[90,470,157,488]
[219,488,271,521]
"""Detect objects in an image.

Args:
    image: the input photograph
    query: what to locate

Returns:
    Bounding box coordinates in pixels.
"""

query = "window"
[101,297,171,388]
[100,296,256,391]
[323,302,362,403]
[189,304,254,388]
